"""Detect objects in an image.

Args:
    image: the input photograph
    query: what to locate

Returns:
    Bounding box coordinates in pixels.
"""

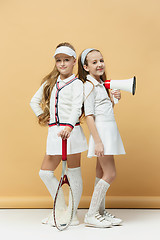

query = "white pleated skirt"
[46,125,88,155]
[87,121,126,158]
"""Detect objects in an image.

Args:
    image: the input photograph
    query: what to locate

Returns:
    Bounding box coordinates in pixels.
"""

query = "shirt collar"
[86,75,104,86]
[57,74,76,83]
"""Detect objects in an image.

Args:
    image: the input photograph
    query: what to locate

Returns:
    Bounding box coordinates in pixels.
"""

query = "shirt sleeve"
[30,82,46,117]
[84,82,95,116]
[67,79,84,128]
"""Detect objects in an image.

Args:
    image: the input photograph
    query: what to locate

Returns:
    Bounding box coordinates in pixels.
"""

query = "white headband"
[81,48,95,65]
[53,46,76,59]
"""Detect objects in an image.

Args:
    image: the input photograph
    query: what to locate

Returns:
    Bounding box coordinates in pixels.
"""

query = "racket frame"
[53,139,74,231]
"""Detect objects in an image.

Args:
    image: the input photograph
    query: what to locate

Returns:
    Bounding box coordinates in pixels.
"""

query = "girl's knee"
[111,170,116,182]
[103,170,116,183]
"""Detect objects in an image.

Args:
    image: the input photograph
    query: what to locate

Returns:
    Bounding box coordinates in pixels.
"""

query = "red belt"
[48,122,80,129]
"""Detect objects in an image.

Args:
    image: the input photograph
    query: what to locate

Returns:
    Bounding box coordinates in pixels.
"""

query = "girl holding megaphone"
[78,48,135,228]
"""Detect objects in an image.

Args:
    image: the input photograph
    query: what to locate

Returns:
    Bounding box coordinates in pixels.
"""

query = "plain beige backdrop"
[0,0,160,208]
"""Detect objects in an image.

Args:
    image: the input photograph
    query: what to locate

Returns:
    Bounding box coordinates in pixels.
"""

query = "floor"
[0,209,160,240]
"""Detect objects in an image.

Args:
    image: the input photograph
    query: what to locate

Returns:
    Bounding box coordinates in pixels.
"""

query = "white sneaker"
[84,212,112,228]
[55,210,80,226]
[41,211,53,224]
[102,210,122,226]
[43,210,79,227]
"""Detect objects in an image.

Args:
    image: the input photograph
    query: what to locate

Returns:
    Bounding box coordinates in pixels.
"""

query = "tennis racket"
[53,139,74,231]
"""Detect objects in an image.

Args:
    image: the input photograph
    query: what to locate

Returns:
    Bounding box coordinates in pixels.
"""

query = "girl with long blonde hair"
[30,42,87,226]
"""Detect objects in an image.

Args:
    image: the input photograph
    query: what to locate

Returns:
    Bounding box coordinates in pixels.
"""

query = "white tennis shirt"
[30,74,83,129]
[84,75,115,122]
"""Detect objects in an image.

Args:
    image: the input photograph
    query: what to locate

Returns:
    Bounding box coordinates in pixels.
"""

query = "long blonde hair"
[38,42,76,126]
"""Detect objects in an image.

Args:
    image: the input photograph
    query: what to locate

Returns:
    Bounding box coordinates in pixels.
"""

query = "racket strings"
[54,181,74,230]
[54,186,67,212]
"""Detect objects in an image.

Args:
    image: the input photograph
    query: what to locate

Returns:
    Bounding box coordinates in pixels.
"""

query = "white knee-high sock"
[87,179,110,216]
[39,169,66,211]
[67,167,83,216]
[95,177,106,215]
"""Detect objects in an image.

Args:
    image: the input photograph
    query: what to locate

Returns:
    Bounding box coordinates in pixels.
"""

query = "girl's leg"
[84,156,116,227]
[66,153,82,221]
[98,155,116,184]
[95,156,122,225]
[67,153,81,168]
[96,158,103,178]
[94,156,116,215]
[39,154,66,213]
[40,154,61,171]
[84,168,111,228]
[87,156,116,217]
[94,159,104,214]
[39,155,62,200]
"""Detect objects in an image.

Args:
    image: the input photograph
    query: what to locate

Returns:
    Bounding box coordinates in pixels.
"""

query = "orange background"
[0,0,160,208]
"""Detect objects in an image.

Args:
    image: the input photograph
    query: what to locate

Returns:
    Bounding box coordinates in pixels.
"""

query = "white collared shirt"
[30,74,83,128]
[84,75,115,122]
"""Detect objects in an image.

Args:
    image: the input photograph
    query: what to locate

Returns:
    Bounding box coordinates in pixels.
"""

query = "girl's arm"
[30,82,46,117]
[86,115,104,157]
[84,81,104,157]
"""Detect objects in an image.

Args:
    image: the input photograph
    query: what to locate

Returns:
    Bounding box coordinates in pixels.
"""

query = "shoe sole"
[70,221,79,226]
[85,222,112,228]
[49,221,79,227]
[112,221,123,226]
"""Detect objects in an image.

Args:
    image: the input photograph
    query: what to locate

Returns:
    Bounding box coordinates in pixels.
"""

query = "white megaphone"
[104,76,136,104]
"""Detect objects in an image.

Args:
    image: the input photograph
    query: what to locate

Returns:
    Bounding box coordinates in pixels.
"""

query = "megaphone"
[104,76,136,104]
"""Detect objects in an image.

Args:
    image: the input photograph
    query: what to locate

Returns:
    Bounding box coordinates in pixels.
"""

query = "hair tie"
[81,48,95,65]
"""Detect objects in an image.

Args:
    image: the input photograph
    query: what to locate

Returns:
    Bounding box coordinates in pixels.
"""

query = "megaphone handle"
[113,95,119,104]
[111,89,119,104]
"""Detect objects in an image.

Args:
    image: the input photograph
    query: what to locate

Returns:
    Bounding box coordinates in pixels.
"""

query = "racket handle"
[62,139,67,161]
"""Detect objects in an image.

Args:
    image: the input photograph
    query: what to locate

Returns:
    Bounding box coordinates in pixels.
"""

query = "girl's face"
[55,53,76,78]
[84,51,105,80]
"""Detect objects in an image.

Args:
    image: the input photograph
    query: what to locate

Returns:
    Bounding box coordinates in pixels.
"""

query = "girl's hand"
[57,126,72,140]
[95,141,104,157]
[111,90,121,100]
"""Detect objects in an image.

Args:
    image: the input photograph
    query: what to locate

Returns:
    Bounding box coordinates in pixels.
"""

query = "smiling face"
[83,51,105,81]
[55,53,76,79]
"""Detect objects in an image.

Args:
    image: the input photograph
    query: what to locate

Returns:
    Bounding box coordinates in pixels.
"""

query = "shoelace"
[95,212,106,222]
[103,210,115,218]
